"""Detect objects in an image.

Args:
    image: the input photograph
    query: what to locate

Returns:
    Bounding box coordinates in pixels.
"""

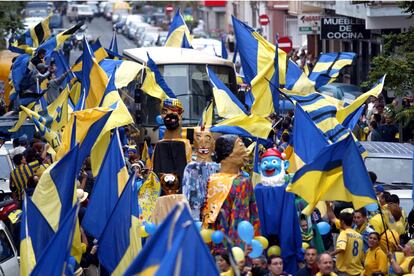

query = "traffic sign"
[259,14,270,26]
[166,5,174,13]
[277,36,292,53]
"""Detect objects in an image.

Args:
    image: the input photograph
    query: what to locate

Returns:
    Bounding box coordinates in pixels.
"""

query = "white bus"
[122,47,239,141]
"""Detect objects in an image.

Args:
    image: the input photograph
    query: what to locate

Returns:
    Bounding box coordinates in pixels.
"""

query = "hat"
[161,98,184,113]
[375,185,384,193]
[19,134,28,144]
[261,148,286,160]
[76,189,88,203]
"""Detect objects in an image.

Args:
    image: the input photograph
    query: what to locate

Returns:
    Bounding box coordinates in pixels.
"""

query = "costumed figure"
[182,126,220,220]
[253,148,303,275]
[152,98,192,195]
[202,134,260,247]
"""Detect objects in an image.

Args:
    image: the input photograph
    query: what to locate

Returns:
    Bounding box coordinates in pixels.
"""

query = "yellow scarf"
[203,173,237,224]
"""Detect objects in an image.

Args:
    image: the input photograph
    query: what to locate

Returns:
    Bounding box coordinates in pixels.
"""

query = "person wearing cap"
[388,239,414,274]
[330,212,364,276]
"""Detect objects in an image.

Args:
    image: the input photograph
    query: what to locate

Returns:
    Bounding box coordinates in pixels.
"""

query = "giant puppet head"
[260,148,289,187]
[160,98,184,131]
[194,126,215,162]
[215,135,249,174]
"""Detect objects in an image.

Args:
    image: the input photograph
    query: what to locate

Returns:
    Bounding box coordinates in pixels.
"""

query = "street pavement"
[63,15,137,65]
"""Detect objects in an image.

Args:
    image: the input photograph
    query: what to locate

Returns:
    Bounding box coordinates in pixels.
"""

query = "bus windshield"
[140,63,236,126]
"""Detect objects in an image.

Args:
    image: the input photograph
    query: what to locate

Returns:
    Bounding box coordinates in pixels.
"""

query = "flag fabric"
[90,67,134,176]
[82,129,129,239]
[8,102,35,133]
[286,135,377,216]
[72,39,108,75]
[164,9,192,48]
[281,59,316,95]
[141,52,177,100]
[309,52,356,89]
[207,66,247,118]
[211,114,272,140]
[98,58,144,89]
[221,37,228,59]
[109,30,119,54]
[20,195,55,276]
[141,140,152,169]
[252,140,262,186]
[9,15,51,54]
[36,22,84,57]
[30,203,79,276]
[50,50,74,89]
[20,105,61,151]
[231,16,287,116]
[291,104,330,171]
[46,85,70,133]
[98,173,141,275]
[336,75,386,123]
[10,54,31,97]
[124,203,219,276]
[199,101,214,127]
[342,104,365,131]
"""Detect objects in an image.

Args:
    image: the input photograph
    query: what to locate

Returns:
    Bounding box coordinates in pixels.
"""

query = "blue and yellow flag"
[46,85,69,133]
[141,52,177,100]
[336,75,386,123]
[109,30,119,54]
[20,195,54,276]
[98,58,144,89]
[291,104,329,171]
[10,54,30,97]
[342,104,365,131]
[9,15,51,54]
[309,52,356,89]
[199,101,214,127]
[232,16,287,116]
[72,38,108,76]
[82,129,129,239]
[211,114,272,140]
[165,9,192,48]
[30,203,79,276]
[50,50,74,89]
[207,66,247,118]
[286,135,377,216]
[282,59,316,95]
[221,37,228,59]
[98,173,141,275]
[124,203,219,275]
[37,22,84,57]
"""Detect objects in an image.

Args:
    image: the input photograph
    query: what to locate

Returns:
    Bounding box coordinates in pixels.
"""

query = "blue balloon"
[145,222,157,235]
[211,230,224,244]
[366,203,378,212]
[317,221,330,235]
[237,221,254,243]
[156,115,164,125]
[195,221,202,231]
[248,239,263,258]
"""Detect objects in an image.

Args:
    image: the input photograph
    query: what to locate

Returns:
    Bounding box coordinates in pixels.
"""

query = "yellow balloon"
[232,246,245,263]
[140,225,149,238]
[254,236,269,249]
[200,229,213,243]
[302,242,310,250]
[267,245,281,256]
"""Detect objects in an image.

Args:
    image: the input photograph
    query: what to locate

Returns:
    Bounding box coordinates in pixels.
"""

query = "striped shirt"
[10,160,40,200]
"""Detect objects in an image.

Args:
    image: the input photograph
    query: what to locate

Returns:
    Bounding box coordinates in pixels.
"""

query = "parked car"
[67,4,94,23]
[0,146,12,194]
[127,22,149,41]
[156,31,169,46]
[361,141,413,186]
[192,38,223,57]
[86,1,99,16]
[135,26,161,47]
[103,2,114,20]
[0,221,19,276]
[49,12,63,29]
[23,1,53,17]
[318,83,362,103]
[122,14,144,35]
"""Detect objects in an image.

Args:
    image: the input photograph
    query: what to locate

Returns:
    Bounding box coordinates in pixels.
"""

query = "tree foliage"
[0,2,25,49]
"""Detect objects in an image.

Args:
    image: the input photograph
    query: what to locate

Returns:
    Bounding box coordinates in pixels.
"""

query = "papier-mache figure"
[202,134,260,246]
[254,148,302,275]
[182,126,220,220]
[152,98,192,195]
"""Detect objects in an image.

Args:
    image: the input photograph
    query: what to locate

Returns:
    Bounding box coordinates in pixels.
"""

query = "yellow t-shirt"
[363,246,388,276]
[315,273,337,276]
[336,228,364,275]
[398,255,414,274]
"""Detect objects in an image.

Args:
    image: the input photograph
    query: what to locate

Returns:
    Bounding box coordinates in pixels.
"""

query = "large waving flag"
[281,59,316,95]
[10,53,31,97]
[46,85,70,133]
[290,104,330,171]
[336,75,386,123]
[199,101,214,127]
[141,52,177,100]
[20,195,55,276]
[211,114,272,140]
[232,16,287,116]
[96,58,144,89]
[9,15,51,54]
[309,52,356,89]
[82,130,129,239]
[124,203,219,275]
[165,9,192,48]
[30,203,79,276]
[72,39,108,75]
[286,135,377,216]
[37,22,83,57]
[50,50,74,89]
[207,66,247,118]
[98,173,141,275]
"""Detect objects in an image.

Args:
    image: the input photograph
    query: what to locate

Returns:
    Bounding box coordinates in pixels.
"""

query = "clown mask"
[194,127,215,162]
[260,149,289,187]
